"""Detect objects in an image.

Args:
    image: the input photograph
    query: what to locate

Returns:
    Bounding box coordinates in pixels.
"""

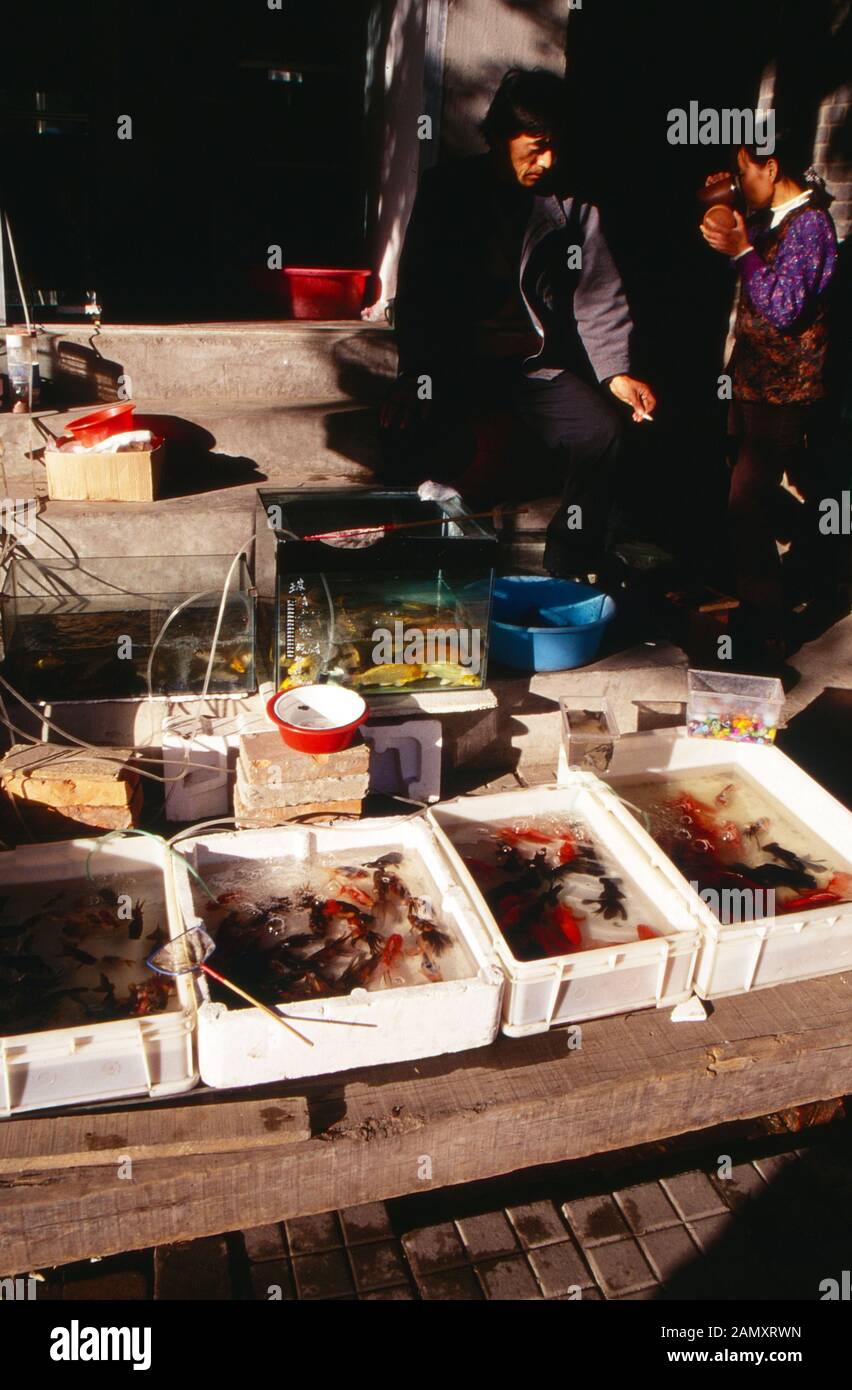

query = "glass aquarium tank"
[0,551,256,701]
[256,489,497,695]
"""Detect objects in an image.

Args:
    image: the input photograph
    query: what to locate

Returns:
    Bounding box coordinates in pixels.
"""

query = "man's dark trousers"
[513,368,624,575]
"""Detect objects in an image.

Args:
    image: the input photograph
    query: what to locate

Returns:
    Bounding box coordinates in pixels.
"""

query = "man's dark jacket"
[394,154,634,386]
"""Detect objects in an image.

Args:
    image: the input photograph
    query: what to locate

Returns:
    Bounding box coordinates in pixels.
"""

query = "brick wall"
[813,81,852,241]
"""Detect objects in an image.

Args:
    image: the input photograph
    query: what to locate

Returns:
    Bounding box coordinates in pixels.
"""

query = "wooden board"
[1,972,851,1274]
[0,1097,310,1175]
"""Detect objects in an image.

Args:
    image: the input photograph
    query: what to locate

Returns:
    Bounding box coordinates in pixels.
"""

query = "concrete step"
[16,320,398,408]
[0,398,383,490]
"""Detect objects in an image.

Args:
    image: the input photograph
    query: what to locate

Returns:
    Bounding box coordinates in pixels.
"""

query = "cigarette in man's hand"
[638,411,654,422]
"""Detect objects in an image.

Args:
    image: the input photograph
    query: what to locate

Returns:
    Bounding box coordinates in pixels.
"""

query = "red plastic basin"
[282,268,372,320]
[65,402,136,447]
[267,684,369,754]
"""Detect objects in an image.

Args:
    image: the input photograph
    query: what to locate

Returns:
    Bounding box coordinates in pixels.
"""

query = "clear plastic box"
[558,697,619,775]
[687,669,783,744]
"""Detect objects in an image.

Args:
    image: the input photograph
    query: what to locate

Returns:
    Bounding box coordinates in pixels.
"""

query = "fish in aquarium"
[196,849,469,1005]
[449,816,670,960]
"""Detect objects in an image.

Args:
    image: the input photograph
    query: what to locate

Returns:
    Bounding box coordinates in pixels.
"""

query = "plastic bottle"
[5,333,40,411]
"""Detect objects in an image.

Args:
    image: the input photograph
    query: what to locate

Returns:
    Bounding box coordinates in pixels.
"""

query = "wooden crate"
[44,443,166,502]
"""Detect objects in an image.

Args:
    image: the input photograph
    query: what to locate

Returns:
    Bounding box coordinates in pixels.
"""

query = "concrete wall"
[364,0,571,313]
[363,0,431,316]
[439,0,570,157]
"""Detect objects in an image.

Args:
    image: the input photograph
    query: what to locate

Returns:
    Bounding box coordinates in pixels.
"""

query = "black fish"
[365,851,403,868]
[583,876,627,921]
[764,842,827,874]
[730,861,817,891]
[553,850,607,880]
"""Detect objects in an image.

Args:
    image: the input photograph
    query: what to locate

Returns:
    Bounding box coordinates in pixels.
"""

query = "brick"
[752,1152,796,1182]
[639,1225,699,1282]
[292,1249,354,1299]
[661,1171,728,1221]
[614,1182,680,1235]
[562,1195,630,1246]
[349,1241,409,1292]
[507,1200,569,1249]
[239,732,369,784]
[475,1255,542,1300]
[236,766,368,809]
[233,785,362,827]
[1,746,140,817]
[250,1260,296,1300]
[62,1259,149,1301]
[3,770,138,808]
[7,786,143,834]
[154,1238,232,1300]
[714,1162,769,1209]
[528,1240,592,1297]
[339,1202,395,1246]
[243,1223,287,1263]
[420,1267,483,1300]
[286,1212,341,1255]
[361,1282,417,1300]
[402,1223,468,1276]
[687,1213,736,1252]
[585,1239,656,1298]
[457,1211,518,1260]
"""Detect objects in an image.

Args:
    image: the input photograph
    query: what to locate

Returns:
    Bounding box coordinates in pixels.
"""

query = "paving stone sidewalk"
[31,1119,852,1301]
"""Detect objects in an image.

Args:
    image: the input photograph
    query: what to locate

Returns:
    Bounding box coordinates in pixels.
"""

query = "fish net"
[147,926,215,976]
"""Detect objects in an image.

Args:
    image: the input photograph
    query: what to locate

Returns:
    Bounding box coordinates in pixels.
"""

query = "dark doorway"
[1,0,372,322]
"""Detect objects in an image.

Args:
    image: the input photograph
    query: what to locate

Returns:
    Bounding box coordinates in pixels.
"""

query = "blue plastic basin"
[490,576,616,672]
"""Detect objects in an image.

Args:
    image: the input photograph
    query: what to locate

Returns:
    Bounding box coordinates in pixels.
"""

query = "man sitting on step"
[379,68,656,580]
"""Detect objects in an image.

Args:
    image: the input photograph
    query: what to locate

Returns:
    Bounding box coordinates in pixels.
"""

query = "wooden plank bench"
[1,970,851,1274]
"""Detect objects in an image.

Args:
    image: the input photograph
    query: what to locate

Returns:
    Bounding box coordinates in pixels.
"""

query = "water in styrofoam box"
[185,837,477,1000]
[0,869,175,1036]
[445,809,676,957]
[620,766,852,924]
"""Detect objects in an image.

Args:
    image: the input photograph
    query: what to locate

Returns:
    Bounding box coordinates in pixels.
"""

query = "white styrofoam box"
[162,722,238,822]
[0,837,197,1117]
[170,818,504,1087]
[362,718,442,803]
[428,776,701,1035]
[602,728,852,999]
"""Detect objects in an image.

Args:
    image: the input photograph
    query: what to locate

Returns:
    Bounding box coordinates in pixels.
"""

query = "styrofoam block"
[362,719,442,803]
[162,725,235,822]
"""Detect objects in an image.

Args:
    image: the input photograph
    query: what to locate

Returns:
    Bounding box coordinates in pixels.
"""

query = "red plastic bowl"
[267,684,369,754]
[65,401,136,447]
[282,268,372,320]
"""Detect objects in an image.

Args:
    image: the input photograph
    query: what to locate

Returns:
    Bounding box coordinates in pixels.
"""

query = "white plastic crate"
[602,729,852,999]
[428,777,701,1035]
[170,818,503,1087]
[0,837,197,1117]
